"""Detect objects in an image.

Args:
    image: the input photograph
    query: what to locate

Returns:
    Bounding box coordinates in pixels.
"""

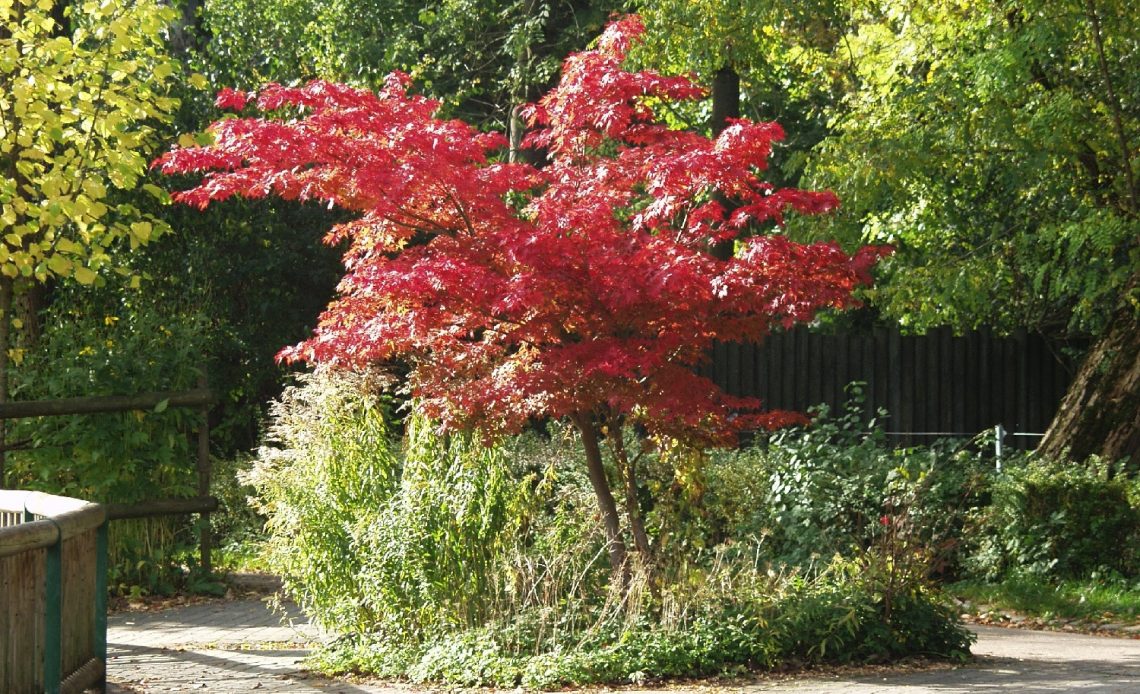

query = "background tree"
[796,0,1138,463]
[158,17,884,578]
[202,0,620,130]
[633,0,853,184]
[0,0,180,485]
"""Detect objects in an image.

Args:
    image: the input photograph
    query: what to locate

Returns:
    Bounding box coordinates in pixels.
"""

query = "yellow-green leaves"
[0,0,178,286]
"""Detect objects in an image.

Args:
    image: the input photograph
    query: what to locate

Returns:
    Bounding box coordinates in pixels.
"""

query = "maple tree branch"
[609,418,653,567]
[443,187,476,236]
[382,208,457,239]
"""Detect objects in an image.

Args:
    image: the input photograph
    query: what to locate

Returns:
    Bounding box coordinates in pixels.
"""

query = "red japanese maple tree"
[157,16,884,576]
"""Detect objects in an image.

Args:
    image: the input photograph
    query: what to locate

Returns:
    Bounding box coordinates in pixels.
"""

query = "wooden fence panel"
[1,547,46,693]
[61,527,98,679]
[709,327,1075,449]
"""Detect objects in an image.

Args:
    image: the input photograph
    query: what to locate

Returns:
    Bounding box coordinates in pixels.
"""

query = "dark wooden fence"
[705,326,1076,449]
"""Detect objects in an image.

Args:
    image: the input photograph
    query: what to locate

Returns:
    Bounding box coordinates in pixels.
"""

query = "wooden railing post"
[4,492,109,694]
[197,369,212,575]
[94,520,108,690]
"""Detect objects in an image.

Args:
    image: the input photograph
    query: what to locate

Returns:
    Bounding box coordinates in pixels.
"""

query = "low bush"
[950,574,1140,623]
[701,386,990,577]
[314,554,970,688]
[966,456,1140,579]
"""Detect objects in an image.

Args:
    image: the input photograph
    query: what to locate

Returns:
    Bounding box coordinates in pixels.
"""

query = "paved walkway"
[747,626,1140,692]
[107,600,1140,692]
[107,599,399,693]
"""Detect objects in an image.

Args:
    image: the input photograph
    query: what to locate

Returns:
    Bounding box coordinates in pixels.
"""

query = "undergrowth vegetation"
[966,456,1140,580]
[9,293,213,595]
[248,371,974,687]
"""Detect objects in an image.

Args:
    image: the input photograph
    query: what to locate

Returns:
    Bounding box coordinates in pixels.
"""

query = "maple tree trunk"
[610,424,652,564]
[571,411,629,585]
[1038,299,1140,466]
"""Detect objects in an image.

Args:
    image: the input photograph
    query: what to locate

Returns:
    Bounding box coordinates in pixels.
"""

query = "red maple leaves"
[156,16,886,446]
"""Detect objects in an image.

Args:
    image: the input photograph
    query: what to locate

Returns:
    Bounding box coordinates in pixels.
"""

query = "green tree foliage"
[8,287,209,592]
[0,0,180,486]
[122,195,345,450]
[800,0,1138,335]
[202,0,620,128]
[0,0,179,286]
[633,0,854,186]
[636,0,1140,461]
[9,291,205,500]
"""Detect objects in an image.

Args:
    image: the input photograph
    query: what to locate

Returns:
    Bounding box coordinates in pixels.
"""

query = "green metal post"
[44,525,63,694]
[95,520,109,689]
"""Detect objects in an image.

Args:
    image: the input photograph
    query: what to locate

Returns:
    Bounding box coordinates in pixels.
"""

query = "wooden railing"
[0,384,217,572]
[0,491,107,694]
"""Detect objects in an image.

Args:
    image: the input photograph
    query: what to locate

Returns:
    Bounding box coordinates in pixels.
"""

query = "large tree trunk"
[1038,300,1140,466]
[709,66,740,261]
[170,0,207,58]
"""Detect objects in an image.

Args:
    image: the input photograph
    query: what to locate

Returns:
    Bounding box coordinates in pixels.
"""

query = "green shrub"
[950,574,1140,622]
[700,387,989,576]
[247,366,405,632]
[247,367,602,638]
[209,452,268,572]
[256,374,972,687]
[9,295,208,594]
[968,456,1140,579]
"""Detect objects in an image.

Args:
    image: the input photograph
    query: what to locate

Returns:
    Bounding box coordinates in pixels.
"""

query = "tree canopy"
[202,0,620,128]
[799,0,1138,336]
[1,0,179,286]
[160,16,882,444]
[0,0,181,487]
